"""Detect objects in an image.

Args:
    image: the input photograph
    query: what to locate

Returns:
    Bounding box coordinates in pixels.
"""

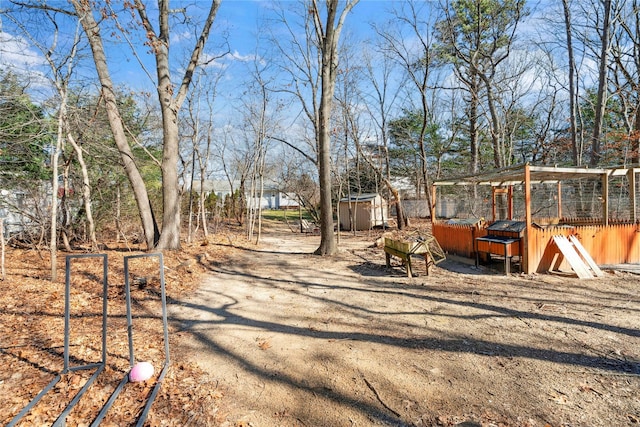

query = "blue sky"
[0,1,552,86]
[0,0,553,124]
[0,1,396,93]
[0,0,566,179]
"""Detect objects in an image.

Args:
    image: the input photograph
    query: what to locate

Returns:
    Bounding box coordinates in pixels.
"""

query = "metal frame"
[92,253,170,427]
[8,254,108,427]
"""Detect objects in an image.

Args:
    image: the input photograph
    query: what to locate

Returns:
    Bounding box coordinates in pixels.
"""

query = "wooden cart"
[384,236,445,278]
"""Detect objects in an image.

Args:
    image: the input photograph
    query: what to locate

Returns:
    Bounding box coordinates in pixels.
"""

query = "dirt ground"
[170,221,640,427]
[1,219,639,426]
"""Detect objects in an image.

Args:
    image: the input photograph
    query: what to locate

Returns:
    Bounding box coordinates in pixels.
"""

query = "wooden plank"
[568,235,605,277]
[384,245,408,260]
[552,235,593,279]
[384,246,411,277]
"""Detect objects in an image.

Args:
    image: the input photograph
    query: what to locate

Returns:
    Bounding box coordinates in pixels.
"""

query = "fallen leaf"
[258,340,271,350]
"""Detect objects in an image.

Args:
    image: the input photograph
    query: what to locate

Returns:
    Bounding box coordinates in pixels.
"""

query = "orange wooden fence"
[434,221,640,273]
[432,222,487,259]
[528,223,640,272]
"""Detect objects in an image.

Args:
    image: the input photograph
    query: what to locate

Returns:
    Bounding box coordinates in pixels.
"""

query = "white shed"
[338,193,388,231]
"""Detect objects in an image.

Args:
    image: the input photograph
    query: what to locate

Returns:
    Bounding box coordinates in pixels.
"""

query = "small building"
[253,187,299,210]
[0,186,50,238]
[338,193,388,231]
[189,179,299,210]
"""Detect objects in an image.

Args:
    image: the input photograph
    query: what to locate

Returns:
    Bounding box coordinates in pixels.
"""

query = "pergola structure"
[430,164,640,275]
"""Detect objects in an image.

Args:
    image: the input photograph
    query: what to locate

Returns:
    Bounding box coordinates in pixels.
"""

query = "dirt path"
[169,225,640,427]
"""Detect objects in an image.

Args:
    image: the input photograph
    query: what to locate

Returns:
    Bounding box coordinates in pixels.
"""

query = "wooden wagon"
[384,236,445,278]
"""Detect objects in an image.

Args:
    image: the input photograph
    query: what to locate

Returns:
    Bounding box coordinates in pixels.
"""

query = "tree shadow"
[168,247,640,424]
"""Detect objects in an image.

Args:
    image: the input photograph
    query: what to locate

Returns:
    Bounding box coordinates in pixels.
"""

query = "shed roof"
[339,193,384,203]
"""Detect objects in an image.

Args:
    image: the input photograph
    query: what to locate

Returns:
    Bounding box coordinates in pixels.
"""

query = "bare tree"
[6,5,87,279]
[240,55,285,244]
[197,91,217,239]
[563,0,581,165]
[70,0,222,250]
[184,90,200,245]
[241,77,270,243]
[268,0,358,255]
[70,0,158,249]
[312,0,359,255]
[333,42,369,234]
[375,1,439,215]
[610,0,640,164]
[590,0,612,166]
[361,41,408,229]
[183,70,220,243]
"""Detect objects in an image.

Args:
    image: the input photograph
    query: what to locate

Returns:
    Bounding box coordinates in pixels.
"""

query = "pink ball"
[129,361,154,382]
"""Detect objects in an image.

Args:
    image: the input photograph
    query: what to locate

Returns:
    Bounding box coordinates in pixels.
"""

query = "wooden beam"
[432,164,630,187]
[528,165,608,175]
[524,164,532,274]
[629,169,637,223]
[508,185,514,219]
[492,187,497,222]
[602,172,609,226]
[430,185,437,225]
[557,181,562,219]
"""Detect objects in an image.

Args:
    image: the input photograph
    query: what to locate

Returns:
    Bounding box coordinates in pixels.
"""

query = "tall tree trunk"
[66,132,98,250]
[151,0,182,250]
[483,82,504,168]
[72,0,160,249]
[590,0,612,167]
[313,0,359,255]
[563,0,580,166]
[50,106,63,281]
[136,0,220,250]
[316,66,336,255]
[155,106,182,250]
[469,74,480,174]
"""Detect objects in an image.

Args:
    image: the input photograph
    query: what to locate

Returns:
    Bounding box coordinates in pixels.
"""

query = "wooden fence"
[528,223,640,272]
[434,221,640,273]
[432,222,487,259]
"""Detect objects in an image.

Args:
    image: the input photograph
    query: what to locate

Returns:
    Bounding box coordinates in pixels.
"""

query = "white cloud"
[171,30,192,44]
[0,31,52,100]
[230,50,260,63]
[200,49,264,70]
[0,31,47,72]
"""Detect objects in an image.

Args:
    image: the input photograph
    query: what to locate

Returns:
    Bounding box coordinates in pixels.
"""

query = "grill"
[476,220,526,274]
[485,220,527,237]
